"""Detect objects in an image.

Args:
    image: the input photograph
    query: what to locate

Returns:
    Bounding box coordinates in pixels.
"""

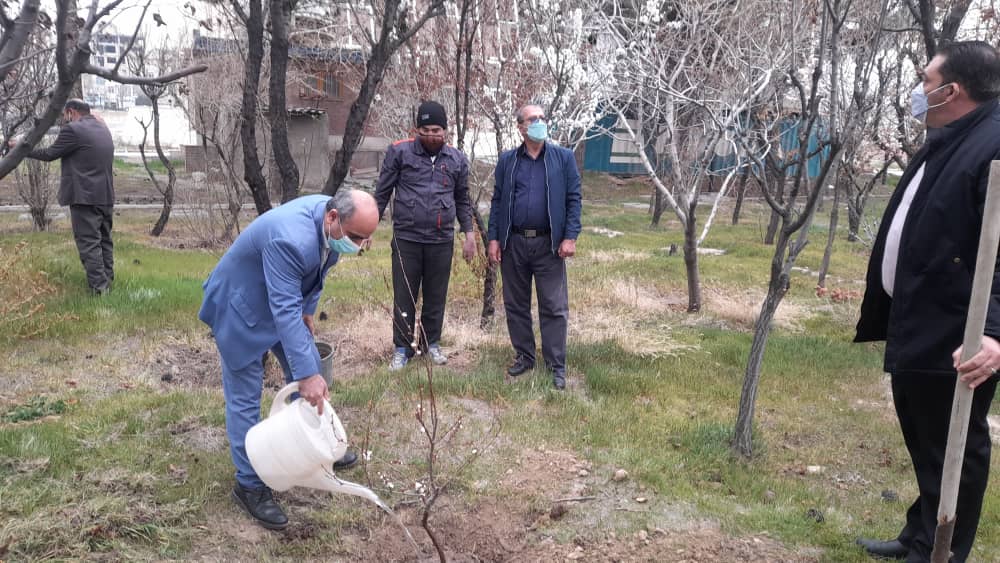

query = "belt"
[512,226,550,238]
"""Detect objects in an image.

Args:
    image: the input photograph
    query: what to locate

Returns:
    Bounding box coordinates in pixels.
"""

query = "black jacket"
[374,138,473,244]
[855,99,1000,376]
[28,115,115,207]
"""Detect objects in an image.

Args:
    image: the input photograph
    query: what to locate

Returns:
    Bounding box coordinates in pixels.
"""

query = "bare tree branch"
[83,62,209,85]
[0,0,41,83]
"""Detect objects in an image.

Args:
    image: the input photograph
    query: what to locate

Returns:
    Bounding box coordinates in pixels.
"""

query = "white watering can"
[245,382,385,507]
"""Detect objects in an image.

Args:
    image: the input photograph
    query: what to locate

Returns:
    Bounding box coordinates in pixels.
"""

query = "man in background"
[22,99,115,295]
[375,101,476,371]
[487,104,582,390]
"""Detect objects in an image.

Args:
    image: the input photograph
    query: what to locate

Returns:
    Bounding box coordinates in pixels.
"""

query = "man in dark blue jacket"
[375,101,476,370]
[488,104,582,390]
[855,41,1000,562]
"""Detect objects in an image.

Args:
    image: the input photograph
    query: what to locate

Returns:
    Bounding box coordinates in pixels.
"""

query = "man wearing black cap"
[375,101,476,370]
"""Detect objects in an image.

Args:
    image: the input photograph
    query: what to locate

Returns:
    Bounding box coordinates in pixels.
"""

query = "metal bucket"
[315,341,334,388]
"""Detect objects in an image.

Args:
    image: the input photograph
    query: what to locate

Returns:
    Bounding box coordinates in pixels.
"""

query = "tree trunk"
[817,176,840,288]
[734,231,791,457]
[323,48,392,195]
[269,0,300,203]
[846,191,865,242]
[239,0,271,214]
[0,0,41,84]
[30,207,48,231]
[731,168,749,225]
[149,97,176,237]
[764,171,783,244]
[473,208,497,328]
[651,186,665,227]
[683,205,701,312]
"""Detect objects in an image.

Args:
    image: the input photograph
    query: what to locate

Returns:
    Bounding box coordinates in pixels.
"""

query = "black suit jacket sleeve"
[28,126,78,161]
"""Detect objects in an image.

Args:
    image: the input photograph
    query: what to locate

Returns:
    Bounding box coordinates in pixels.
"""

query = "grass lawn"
[0,174,996,561]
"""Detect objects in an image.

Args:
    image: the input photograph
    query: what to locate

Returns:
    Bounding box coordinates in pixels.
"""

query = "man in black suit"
[24,99,116,294]
[854,41,1000,562]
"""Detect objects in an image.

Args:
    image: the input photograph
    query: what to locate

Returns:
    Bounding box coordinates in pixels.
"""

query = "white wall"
[96,106,197,151]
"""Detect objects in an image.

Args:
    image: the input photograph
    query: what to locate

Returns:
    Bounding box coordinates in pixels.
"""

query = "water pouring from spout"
[246,382,420,553]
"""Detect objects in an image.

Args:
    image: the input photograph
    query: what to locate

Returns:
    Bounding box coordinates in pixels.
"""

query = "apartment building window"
[303,73,340,99]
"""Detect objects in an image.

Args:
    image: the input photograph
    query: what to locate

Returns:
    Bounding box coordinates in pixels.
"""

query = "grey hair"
[326,189,357,220]
[516,104,545,123]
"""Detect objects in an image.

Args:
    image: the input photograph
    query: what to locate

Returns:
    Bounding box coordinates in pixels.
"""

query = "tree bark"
[269,0,300,203]
[323,0,444,195]
[238,0,271,214]
[817,172,841,288]
[473,208,497,328]
[651,185,665,227]
[146,96,176,237]
[733,231,790,456]
[683,198,701,312]
[0,0,41,83]
[731,168,749,225]
[763,160,783,245]
[322,41,393,195]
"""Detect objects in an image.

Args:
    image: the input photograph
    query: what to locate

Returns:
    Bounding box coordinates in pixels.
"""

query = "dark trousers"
[891,373,997,562]
[391,237,454,352]
[500,233,568,374]
[69,204,114,292]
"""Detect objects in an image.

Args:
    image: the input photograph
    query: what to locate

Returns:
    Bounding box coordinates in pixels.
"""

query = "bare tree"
[592,0,787,313]
[817,0,894,287]
[14,157,54,231]
[129,42,180,237]
[734,0,863,457]
[322,0,446,195]
[269,0,300,203]
[0,0,207,179]
[229,0,272,214]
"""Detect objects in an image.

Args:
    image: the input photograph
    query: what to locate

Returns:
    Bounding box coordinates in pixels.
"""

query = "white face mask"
[910,82,953,121]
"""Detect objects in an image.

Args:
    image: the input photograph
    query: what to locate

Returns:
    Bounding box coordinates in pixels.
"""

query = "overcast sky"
[87,0,212,48]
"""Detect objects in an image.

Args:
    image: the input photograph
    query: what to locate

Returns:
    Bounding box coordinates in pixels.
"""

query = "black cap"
[416,101,447,129]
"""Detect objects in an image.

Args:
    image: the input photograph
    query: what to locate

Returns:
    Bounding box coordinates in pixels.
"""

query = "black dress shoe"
[232,484,288,530]
[552,371,566,390]
[333,450,359,470]
[507,357,534,377]
[856,538,907,560]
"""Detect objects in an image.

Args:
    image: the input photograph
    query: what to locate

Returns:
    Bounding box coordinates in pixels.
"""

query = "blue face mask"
[910,82,952,121]
[526,120,548,142]
[327,221,360,255]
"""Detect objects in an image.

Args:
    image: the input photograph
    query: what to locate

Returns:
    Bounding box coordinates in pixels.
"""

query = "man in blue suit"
[199,189,379,530]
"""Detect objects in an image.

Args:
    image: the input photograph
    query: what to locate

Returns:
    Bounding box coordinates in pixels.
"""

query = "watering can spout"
[301,468,390,510]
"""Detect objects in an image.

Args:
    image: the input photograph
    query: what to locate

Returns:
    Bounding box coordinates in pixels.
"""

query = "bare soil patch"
[154,336,221,389]
[196,447,820,562]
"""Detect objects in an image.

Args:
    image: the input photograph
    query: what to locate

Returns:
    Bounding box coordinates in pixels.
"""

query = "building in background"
[82,31,145,110]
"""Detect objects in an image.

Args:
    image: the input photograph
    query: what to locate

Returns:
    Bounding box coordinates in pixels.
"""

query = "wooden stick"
[931,160,1000,563]
[553,496,597,503]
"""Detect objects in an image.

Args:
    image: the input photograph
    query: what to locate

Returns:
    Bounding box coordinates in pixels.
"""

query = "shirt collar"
[517,141,546,159]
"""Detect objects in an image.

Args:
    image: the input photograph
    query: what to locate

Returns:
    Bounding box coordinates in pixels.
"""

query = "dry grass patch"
[584,249,652,263]
[701,286,810,331]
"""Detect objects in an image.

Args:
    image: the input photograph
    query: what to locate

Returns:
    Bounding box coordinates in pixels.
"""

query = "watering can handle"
[269,382,299,417]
